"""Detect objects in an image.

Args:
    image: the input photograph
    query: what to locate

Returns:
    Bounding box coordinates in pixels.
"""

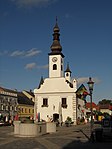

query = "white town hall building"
[34,20,78,125]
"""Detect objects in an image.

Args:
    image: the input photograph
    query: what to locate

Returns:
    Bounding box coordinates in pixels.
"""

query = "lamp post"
[87,77,94,135]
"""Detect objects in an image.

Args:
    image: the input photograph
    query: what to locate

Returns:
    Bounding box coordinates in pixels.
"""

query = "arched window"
[53,64,57,70]
[66,73,69,77]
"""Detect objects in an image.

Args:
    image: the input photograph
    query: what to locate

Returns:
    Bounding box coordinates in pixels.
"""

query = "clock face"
[52,57,57,62]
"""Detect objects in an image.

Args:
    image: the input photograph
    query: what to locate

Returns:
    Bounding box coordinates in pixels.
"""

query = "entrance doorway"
[53,113,59,122]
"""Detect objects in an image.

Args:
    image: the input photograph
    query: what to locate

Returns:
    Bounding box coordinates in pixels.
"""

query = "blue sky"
[0,0,112,104]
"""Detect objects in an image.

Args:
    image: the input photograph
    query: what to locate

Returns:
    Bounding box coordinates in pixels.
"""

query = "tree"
[98,99,112,105]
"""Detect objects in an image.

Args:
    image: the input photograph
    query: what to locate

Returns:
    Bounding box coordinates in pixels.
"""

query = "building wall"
[34,77,77,124]
[0,88,18,121]
[17,104,34,118]
[100,109,112,115]
[36,94,76,122]
[77,98,85,119]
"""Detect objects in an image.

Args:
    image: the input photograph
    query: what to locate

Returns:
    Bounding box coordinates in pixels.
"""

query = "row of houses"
[86,102,112,116]
[0,87,34,122]
[1,84,112,124]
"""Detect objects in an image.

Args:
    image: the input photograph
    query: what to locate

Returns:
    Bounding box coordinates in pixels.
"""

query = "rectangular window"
[61,98,67,108]
[42,98,48,107]
[15,106,17,111]
[1,105,3,110]
[21,108,24,113]
[61,65,63,71]
[10,106,12,111]
[25,108,27,113]
[6,105,8,111]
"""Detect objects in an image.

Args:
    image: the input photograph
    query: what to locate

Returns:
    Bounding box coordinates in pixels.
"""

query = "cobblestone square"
[0,124,112,149]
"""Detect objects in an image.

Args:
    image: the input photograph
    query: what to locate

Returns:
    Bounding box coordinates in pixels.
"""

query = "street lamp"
[87,77,94,136]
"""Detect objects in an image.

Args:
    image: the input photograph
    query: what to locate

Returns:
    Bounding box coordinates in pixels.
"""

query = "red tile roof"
[86,102,98,109]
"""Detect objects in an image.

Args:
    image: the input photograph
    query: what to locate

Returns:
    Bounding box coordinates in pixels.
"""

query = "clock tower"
[48,19,64,78]
[34,19,78,125]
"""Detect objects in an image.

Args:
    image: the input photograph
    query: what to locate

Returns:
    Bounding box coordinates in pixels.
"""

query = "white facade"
[34,21,77,124]
[34,78,77,124]
[100,109,112,115]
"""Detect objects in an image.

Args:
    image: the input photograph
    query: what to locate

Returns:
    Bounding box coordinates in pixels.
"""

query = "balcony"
[61,104,67,108]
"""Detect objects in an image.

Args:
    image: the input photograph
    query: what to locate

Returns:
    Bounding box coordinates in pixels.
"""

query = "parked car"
[0,120,11,126]
[93,118,112,142]
[0,120,4,126]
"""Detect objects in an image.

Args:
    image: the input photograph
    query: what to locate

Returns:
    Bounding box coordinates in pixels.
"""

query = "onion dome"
[49,18,64,58]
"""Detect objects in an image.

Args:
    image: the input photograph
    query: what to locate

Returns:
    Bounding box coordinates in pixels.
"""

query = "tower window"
[66,73,69,76]
[61,65,63,71]
[61,58,63,63]
[53,64,57,70]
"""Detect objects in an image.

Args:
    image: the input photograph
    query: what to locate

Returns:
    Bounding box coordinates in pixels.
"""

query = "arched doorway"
[53,113,59,122]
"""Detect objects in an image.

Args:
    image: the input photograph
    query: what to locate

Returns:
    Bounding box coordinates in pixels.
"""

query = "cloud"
[10,48,41,57]
[10,50,25,57]
[25,62,37,70]
[37,64,48,69]
[25,48,41,57]
[76,77,100,85]
[25,63,48,70]
[77,77,89,85]
[11,0,58,8]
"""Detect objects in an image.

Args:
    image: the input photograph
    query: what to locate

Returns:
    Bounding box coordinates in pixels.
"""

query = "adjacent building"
[0,87,18,122]
[22,90,35,102]
[0,87,34,122]
[98,104,112,115]
[17,92,34,119]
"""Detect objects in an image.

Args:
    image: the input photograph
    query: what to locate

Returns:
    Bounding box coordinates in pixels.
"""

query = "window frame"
[42,98,48,107]
[61,98,67,108]
[53,64,57,70]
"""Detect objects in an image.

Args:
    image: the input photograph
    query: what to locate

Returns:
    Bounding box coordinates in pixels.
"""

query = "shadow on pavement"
[79,129,90,140]
[63,139,112,149]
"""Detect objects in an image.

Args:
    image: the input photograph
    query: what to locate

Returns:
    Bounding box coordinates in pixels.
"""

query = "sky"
[0,0,112,104]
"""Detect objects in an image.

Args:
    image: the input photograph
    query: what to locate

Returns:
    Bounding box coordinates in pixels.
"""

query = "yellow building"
[17,92,34,119]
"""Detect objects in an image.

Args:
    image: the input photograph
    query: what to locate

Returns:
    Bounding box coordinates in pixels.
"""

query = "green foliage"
[99,99,112,105]
[66,116,72,122]
[97,111,103,116]
[103,112,110,118]
[80,117,85,122]
[65,116,73,127]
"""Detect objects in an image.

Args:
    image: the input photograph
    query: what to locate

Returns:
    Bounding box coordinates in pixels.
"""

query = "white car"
[0,120,4,126]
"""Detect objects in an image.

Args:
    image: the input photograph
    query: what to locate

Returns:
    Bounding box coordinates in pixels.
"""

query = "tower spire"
[65,62,71,73]
[38,76,44,89]
[65,62,71,82]
[49,18,64,57]
[56,16,57,23]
